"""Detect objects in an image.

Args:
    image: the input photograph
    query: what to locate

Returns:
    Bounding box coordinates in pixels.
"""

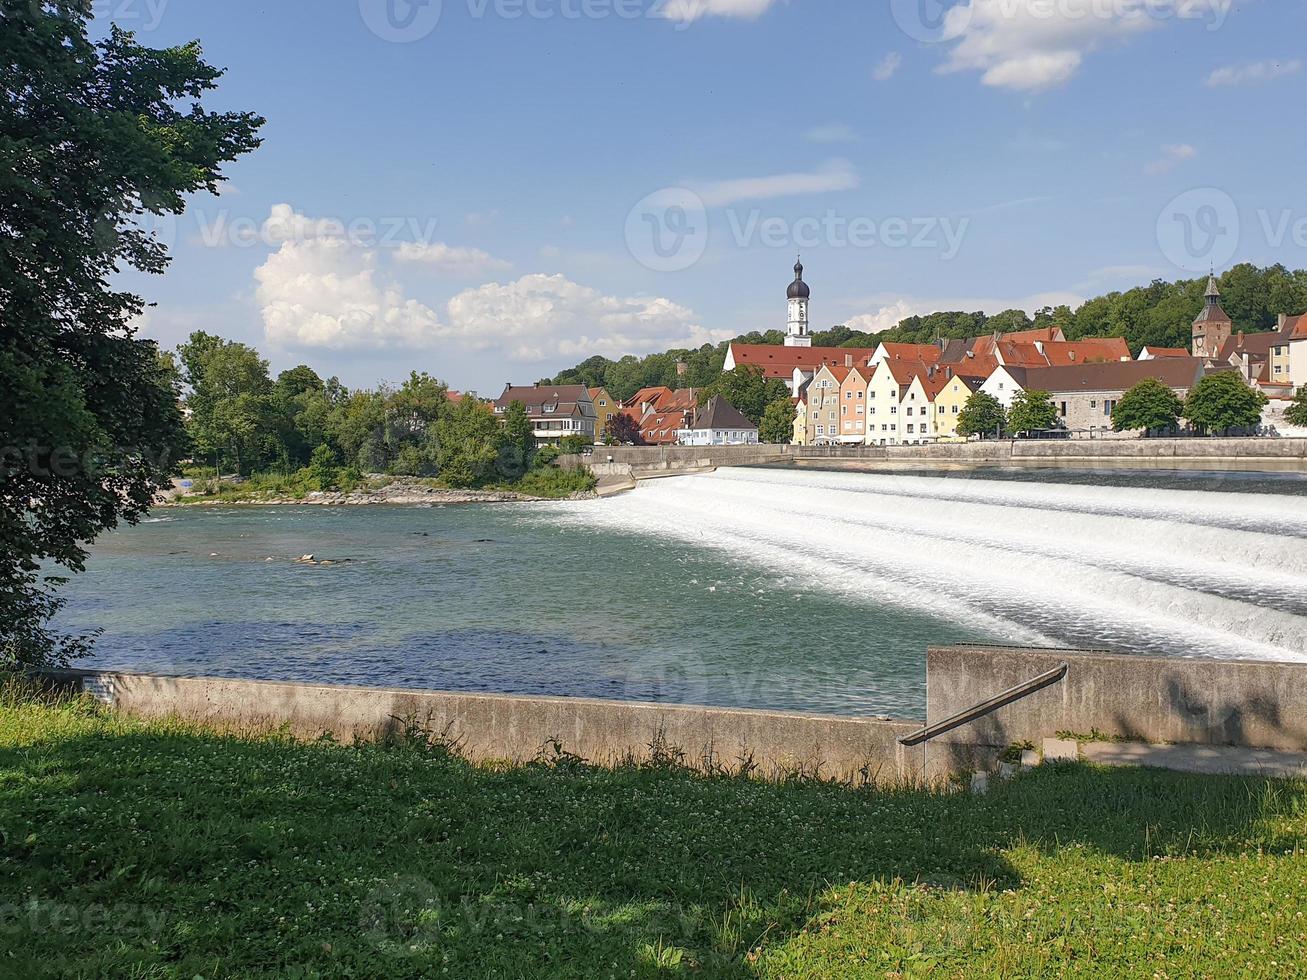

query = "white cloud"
[937,0,1235,92]
[395,241,511,275]
[1206,59,1301,87]
[262,203,350,245]
[257,237,444,350]
[693,159,859,208]
[655,0,779,25]
[804,123,858,143]
[444,273,732,361]
[873,51,903,81]
[844,300,922,334]
[1144,143,1197,175]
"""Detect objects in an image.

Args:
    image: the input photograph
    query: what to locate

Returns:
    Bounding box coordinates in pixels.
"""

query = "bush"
[559,434,591,455]
[533,444,562,468]
[513,466,597,498]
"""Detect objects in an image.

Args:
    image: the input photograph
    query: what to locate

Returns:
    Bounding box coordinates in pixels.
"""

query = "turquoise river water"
[55,466,1307,718]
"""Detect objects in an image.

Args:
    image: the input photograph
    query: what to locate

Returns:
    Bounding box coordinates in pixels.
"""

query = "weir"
[46,645,1307,782]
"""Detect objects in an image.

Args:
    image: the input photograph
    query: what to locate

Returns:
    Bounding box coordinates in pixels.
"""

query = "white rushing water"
[550,468,1307,663]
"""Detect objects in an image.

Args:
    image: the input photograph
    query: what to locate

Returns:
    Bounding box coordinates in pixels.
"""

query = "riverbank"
[164,475,596,507]
[2,686,1303,977]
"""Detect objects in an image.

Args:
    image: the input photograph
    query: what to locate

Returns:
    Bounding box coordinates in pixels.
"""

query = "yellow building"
[589,387,619,443]
[792,394,809,445]
[932,373,984,441]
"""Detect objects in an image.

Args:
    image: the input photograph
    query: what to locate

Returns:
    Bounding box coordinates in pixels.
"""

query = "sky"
[99,0,1307,395]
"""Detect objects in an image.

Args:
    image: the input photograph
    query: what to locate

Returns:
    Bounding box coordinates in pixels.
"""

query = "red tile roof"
[1288,314,1307,340]
[727,343,874,379]
[878,343,941,364]
[1139,346,1191,358]
[1040,338,1131,366]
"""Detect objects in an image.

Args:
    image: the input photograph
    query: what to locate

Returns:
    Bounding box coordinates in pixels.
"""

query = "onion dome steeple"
[787,257,810,300]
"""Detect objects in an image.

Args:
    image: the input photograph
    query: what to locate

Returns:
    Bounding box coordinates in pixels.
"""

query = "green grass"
[2,688,1305,978]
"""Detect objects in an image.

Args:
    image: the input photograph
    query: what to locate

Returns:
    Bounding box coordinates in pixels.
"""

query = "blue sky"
[102,0,1307,394]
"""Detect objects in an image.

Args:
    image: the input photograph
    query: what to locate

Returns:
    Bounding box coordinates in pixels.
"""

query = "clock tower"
[785,257,812,347]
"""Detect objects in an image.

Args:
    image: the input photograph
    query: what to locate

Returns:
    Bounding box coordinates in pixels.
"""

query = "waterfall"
[552,468,1307,664]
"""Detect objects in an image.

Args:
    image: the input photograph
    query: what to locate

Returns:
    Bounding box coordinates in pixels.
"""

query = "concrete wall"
[49,671,924,785]
[925,646,1307,766]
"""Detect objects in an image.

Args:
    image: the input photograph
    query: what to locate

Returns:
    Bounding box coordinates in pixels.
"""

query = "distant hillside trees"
[543,264,1307,401]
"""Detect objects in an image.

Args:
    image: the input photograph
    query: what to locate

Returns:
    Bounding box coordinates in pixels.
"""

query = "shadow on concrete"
[1,719,1304,976]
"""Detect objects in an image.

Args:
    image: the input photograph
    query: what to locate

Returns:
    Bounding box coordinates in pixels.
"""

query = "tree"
[759,397,796,444]
[181,337,279,475]
[435,398,500,488]
[604,412,642,445]
[1183,372,1269,435]
[498,401,536,478]
[699,365,789,425]
[1285,387,1307,428]
[1007,389,1059,436]
[1,5,262,667]
[1112,378,1184,434]
[955,391,1007,439]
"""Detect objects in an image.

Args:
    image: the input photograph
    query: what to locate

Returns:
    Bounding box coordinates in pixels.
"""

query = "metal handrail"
[898,662,1069,747]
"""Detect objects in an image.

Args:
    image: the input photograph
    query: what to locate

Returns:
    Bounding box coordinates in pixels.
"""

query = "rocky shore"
[165,477,596,507]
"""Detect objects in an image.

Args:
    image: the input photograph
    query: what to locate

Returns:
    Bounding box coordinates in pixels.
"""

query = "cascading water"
[551,467,1307,664]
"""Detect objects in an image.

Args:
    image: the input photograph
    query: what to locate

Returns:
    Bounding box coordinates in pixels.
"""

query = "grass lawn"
[1,688,1305,978]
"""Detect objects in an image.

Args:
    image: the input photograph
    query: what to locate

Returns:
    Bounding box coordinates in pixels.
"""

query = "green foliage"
[4,694,1307,976]
[698,366,790,425]
[180,333,280,476]
[1112,378,1185,434]
[955,391,1007,439]
[510,465,597,498]
[1,5,263,666]
[1007,389,1059,436]
[306,444,339,490]
[1285,387,1307,428]
[544,263,1307,397]
[604,412,642,445]
[759,396,797,444]
[559,434,592,455]
[1183,372,1270,434]
[500,401,536,469]
[435,398,501,488]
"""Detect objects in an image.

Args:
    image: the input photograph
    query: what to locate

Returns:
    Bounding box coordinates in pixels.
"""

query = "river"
[54,466,1307,718]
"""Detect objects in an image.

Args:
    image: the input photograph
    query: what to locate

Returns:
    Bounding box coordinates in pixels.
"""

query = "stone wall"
[924,645,1307,770]
[48,671,924,785]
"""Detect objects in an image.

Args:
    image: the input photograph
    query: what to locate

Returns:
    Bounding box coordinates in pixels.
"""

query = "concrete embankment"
[576,438,1307,482]
[46,646,1307,782]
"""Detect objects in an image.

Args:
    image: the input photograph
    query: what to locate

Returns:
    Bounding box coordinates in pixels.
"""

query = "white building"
[677,396,759,446]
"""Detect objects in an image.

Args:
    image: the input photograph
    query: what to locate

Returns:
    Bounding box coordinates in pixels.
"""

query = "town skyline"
[102,0,1307,393]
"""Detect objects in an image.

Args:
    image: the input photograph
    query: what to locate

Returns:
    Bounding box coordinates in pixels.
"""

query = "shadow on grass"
[0,717,1304,977]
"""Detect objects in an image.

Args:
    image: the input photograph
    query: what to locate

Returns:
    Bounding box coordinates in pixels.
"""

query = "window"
[1060,402,1067,416]
[816,426,824,435]
[890,406,897,415]
[857,391,863,399]
[846,391,852,399]
[1090,400,1097,409]
[952,405,958,414]
[856,405,863,415]
[907,424,915,434]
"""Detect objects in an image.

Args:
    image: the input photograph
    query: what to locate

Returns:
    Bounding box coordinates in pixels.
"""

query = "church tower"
[1191,274,1233,359]
[785,257,812,348]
